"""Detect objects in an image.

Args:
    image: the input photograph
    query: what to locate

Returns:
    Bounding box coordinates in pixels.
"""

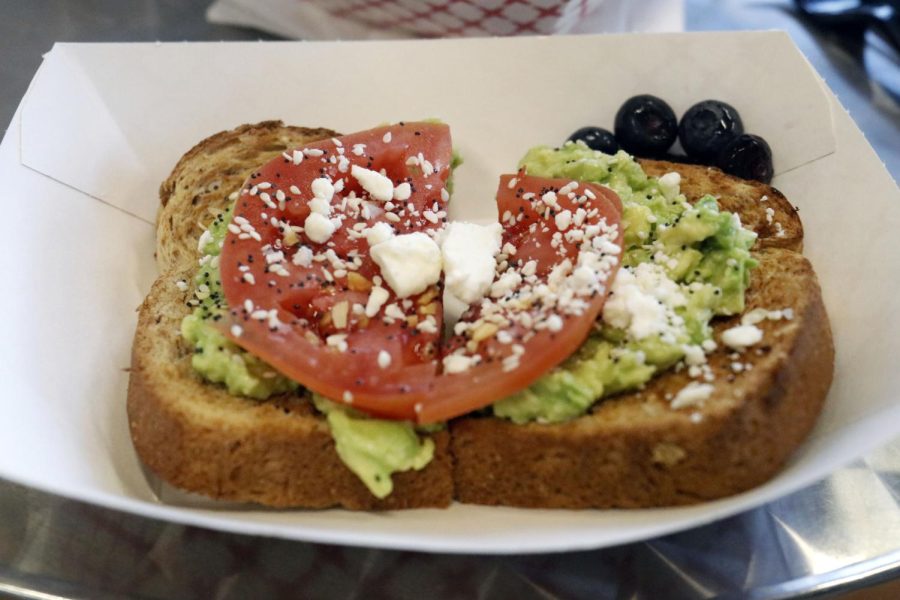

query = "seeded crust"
[156,121,340,273]
[130,122,831,509]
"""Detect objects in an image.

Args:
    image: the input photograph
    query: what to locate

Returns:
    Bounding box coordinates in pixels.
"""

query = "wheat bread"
[640,159,803,252]
[129,122,832,509]
[156,121,339,273]
[133,122,453,509]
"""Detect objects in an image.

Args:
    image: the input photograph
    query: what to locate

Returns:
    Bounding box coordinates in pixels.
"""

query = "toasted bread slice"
[450,247,833,507]
[130,122,452,509]
[156,121,339,273]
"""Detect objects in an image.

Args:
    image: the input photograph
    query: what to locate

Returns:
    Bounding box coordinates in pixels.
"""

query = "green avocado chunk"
[313,396,436,499]
[494,142,757,424]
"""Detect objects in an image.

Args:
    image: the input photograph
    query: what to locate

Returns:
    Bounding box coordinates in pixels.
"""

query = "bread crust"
[129,122,832,509]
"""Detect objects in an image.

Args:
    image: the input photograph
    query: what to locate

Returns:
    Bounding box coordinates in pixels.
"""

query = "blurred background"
[0,1,898,599]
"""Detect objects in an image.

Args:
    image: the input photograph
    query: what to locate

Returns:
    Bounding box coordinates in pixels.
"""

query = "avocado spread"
[492,143,757,423]
[313,396,436,499]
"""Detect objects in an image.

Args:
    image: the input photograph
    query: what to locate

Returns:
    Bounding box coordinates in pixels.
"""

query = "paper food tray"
[0,32,898,554]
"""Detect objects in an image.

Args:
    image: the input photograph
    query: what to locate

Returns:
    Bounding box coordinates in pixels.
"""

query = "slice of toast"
[130,122,831,509]
[130,122,453,509]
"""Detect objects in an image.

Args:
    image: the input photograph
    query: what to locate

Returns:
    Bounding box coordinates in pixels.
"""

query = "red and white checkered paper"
[314,0,580,37]
[208,0,683,40]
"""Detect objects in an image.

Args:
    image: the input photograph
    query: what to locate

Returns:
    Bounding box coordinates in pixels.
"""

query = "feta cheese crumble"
[602,262,686,342]
[304,212,336,244]
[721,324,763,350]
[671,382,714,410]
[440,222,502,304]
[370,232,442,298]
[351,164,394,201]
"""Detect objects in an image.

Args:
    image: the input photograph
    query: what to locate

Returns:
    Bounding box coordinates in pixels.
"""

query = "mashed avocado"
[493,143,757,424]
[313,396,436,499]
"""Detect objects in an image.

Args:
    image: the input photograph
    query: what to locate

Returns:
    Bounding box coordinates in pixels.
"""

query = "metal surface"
[0,1,898,598]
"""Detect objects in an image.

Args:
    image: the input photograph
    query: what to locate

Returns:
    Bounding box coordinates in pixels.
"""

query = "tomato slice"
[415,172,624,423]
[220,123,623,424]
[220,123,452,419]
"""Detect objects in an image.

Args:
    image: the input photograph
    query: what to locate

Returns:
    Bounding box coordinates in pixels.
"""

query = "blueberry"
[679,100,744,162]
[567,126,618,154]
[717,134,773,183]
[614,95,677,157]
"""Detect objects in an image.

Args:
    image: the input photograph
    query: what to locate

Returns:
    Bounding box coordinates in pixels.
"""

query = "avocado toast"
[128,121,832,509]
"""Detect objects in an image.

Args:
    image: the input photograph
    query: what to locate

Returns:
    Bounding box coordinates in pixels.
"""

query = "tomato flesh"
[220,123,451,419]
[220,124,623,423]
[416,173,624,423]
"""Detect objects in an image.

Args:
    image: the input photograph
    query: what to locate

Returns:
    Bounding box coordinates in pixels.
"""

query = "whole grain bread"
[132,121,452,509]
[129,122,832,509]
[156,121,340,273]
[640,159,803,252]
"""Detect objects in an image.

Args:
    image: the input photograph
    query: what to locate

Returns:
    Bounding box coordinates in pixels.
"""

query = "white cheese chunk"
[490,270,522,298]
[384,303,405,321]
[364,222,394,247]
[671,382,713,409]
[365,286,390,318]
[443,353,475,374]
[304,213,336,244]
[545,314,564,332]
[311,177,334,202]
[658,171,681,200]
[554,209,572,231]
[370,232,442,298]
[393,182,412,201]
[351,164,394,202]
[682,344,706,366]
[441,222,502,304]
[602,262,686,341]
[307,197,331,216]
[292,245,313,267]
[197,229,212,253]
[721,324,763,350]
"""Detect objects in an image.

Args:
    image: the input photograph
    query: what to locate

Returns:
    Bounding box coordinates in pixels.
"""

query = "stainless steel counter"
[1,1,898,598]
